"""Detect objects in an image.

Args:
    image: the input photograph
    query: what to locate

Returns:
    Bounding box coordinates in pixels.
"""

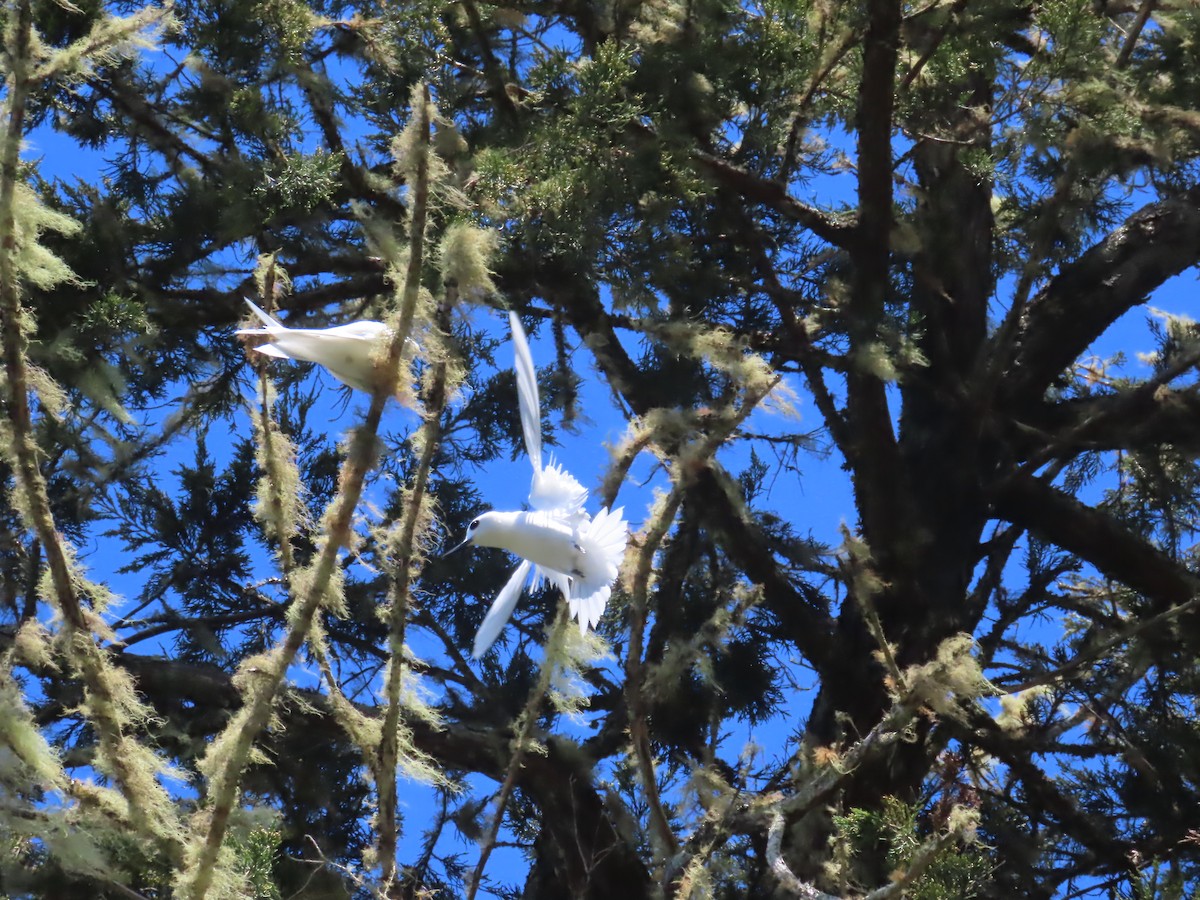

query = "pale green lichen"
[249,418,307,557]
[392,84,453,211]
[32,5,173,84]
[996,685,1051,732]
[289,557,347,618]
[12,618,56,670]
[900,634,996,718]
[548,626,611,720]
[0,669,66,790]
[5,181,83,290]
[438,221,498,300]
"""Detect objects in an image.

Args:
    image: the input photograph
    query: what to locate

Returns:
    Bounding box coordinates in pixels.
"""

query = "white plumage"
[235,298,392,393]
[446,311,628,658]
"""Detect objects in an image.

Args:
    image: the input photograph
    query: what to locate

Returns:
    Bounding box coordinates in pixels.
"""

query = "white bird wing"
[319,321,391,340]
[509,312,588,513]
[473,559,532,658]
[530,459,588,514]
[250,343,291,359]
[509,311,543,472]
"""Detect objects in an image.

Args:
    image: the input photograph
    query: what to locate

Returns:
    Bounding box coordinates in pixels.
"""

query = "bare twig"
[466,608,570,900]
[378,278,456,886]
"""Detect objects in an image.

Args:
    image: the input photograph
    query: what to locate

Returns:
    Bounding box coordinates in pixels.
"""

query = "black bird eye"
[468,518,480,531]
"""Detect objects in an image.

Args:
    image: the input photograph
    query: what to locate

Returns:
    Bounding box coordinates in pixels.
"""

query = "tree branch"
[376,283,454,887]
[24,640,654,899]
[0,0,181,859]
[691,466,837,669]
[845,0,904,553]
[1018,386,1200,454]
[992,471,1200,611]
[692,150,857,249]
[954,708,1162,878]
[1116,0,1156,68]
[178,86,436,900]
[1005,187,1200,402]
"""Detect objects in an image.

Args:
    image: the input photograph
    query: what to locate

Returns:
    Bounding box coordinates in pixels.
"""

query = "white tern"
[446,311,628,658]
[236,298,393,393]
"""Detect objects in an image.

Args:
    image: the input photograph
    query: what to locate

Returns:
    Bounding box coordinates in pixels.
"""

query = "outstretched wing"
[510,313,588,512]
[472,559,532,658]
[249,343,291,359]
[509,311,543,473]
[529,458,588,514]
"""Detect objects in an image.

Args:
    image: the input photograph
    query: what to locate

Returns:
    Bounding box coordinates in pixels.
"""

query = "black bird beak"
[440,536,471,559]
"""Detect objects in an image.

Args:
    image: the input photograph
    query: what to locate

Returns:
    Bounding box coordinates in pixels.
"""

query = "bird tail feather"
[565,506,628,632]
[244,297,284,329]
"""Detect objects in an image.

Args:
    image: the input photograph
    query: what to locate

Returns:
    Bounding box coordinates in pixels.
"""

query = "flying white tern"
[446,311,628,658]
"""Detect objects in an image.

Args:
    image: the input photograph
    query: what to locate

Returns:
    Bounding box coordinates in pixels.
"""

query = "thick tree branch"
[733,197,854,459]
[1019,387,1200,454]
[1116,0,1156,68]
[845,0,904,552]
[294,59,407,219]
[93,77,218,175]
[954,708,1168,882]
[1,0,180,858]
[459,0,522,127]
[779,25,861,182]
[692,466,837,668]
[1005,187,1200,402]
[992,472,1200,610]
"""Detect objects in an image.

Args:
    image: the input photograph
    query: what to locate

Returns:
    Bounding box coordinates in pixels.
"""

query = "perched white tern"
[236,298,393,393]
[445,311,629,658]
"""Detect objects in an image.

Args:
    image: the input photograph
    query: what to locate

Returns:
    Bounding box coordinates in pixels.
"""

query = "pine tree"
[2,0,1200,897]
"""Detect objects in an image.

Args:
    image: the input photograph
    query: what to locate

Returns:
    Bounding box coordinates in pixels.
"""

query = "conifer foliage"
[2,0,1200,897]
